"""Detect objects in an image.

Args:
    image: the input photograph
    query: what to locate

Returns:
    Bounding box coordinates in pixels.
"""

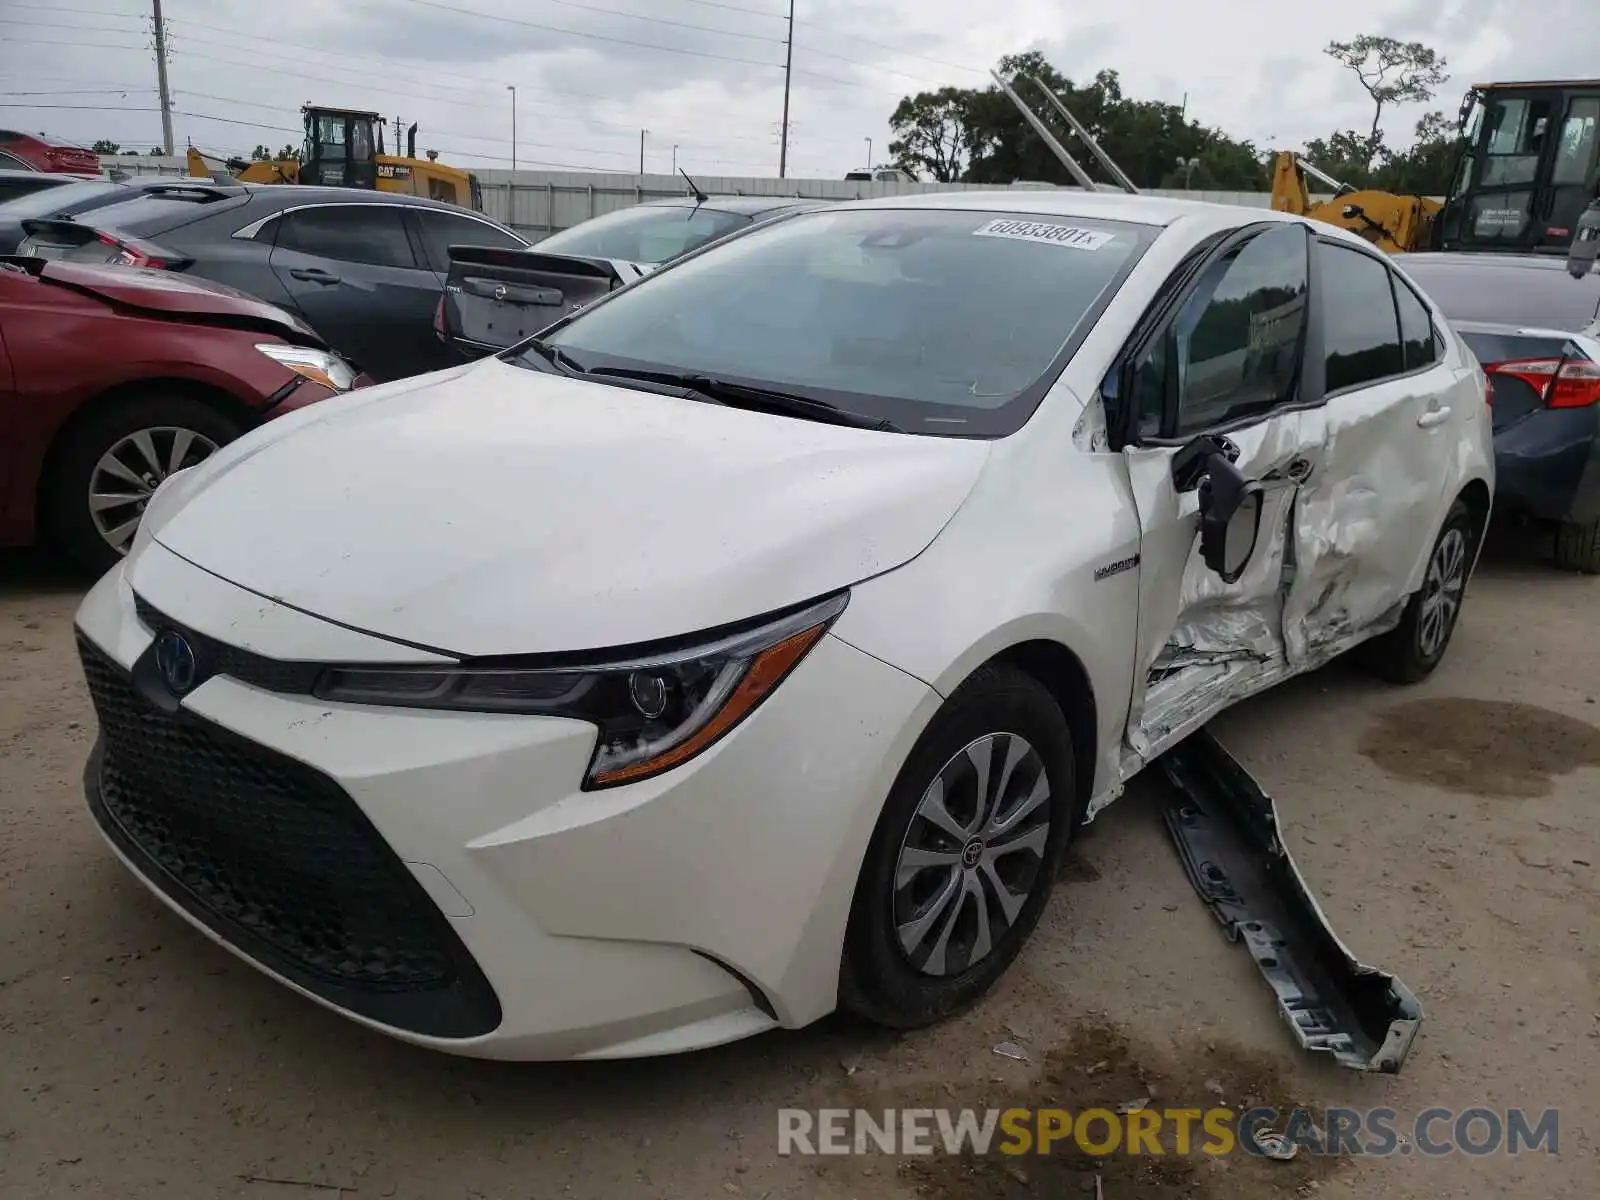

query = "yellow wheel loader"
[188,105,483,211]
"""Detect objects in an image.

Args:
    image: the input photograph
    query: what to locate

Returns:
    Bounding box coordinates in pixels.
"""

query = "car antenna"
[679,167,708,205]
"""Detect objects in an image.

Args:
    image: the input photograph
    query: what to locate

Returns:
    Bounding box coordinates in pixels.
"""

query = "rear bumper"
[1493,405,1600,524]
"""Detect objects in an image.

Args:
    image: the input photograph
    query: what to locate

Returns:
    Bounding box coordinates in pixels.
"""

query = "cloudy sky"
[0,0,1594,180]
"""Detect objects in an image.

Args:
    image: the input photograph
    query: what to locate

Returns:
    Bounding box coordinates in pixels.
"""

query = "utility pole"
[151,0,174,155]
[639,128,647,174]
[864,136,872,169]
[507,85,516,174]
[672,144,679,173]
[778,0,794,178]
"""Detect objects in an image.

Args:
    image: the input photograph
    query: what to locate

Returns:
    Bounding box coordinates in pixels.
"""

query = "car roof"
[237,184,482,216]
[637,194,826,216]
[1398,252,1600,334]
[1401,251,1577,273]
[832,188,1292,229]
[0,168,70,183]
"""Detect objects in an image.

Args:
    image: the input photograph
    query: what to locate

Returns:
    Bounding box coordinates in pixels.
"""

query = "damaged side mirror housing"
[1171,435,1265,584]
[1567,199,1600,279]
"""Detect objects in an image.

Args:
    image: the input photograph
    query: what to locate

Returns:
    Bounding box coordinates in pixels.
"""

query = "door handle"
[288,267,341,284]
[1417,406,1452,429]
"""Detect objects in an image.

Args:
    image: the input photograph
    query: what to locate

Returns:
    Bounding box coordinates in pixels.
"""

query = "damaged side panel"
[1158,730,1422,1073]
[1281,320,1462,669]
[1121,406,1325,763]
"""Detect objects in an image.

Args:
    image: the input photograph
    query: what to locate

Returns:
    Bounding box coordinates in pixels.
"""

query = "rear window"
[0,179,122,218]
[536,204,749,265]
[58,190,233,237]
[1402,261,1600,333]
[541,207,1155,436]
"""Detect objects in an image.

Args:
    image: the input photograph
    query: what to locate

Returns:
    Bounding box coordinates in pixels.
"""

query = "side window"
[415,210,524,272]
[1317,243,1404,392]
[1393,277,1438,372]
[1145,224,1309,436]
[275,206,416,269]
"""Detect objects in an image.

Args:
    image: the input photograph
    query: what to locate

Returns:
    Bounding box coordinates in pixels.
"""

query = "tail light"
[433,293,447,340]
[94,231,171,269]
[1485,357,1600,409]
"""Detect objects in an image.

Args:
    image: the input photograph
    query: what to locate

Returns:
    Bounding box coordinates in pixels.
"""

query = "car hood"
[146,359,990,656]
[39,261,322,342]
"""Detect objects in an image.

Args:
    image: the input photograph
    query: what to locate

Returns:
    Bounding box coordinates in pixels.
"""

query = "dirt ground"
[1,529,1596,1200]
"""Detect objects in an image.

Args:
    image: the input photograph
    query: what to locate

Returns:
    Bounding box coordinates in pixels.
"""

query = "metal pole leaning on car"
[989,70,1098,192]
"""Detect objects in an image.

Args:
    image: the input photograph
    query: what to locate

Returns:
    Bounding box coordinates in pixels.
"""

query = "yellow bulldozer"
[188,104,483,211]
[1272,78,1600,256]
[1268,152,1440,255]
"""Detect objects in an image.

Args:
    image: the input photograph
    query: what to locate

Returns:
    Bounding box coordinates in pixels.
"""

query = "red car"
[0,257,366,572]
[0,129,102,175]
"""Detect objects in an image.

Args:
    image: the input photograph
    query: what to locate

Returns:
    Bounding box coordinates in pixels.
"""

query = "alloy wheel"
[1418,527,1468,659]
[88,426,220,555]
[892,732,1054,977]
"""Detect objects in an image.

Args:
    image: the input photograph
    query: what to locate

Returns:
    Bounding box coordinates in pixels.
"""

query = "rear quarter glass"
[74,192,248,238]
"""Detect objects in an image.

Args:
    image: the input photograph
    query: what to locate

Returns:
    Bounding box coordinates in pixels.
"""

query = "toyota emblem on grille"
[154,629,198,695]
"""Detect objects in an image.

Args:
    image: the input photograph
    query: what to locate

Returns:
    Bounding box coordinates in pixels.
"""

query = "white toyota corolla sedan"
[74,191,1493,1061]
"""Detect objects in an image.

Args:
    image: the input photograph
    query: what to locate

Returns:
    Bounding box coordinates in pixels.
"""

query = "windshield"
[534,207,1155,436]
[0,179,119,218]
[536,204,749,265]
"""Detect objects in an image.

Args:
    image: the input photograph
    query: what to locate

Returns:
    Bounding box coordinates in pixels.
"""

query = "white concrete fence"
[100,155,1325,240]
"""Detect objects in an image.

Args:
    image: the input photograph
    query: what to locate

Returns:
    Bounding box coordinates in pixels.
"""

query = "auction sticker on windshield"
[973,219,1115,251]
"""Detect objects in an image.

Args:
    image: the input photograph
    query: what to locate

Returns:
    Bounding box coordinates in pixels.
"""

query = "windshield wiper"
[517,337,587,376]
[583,367,901,432]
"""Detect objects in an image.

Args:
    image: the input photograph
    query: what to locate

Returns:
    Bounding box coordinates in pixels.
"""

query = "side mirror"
[1172,435,1264,584]
[1567,200,1600,279]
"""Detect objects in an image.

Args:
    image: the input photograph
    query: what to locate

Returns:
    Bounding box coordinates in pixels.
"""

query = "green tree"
[887,86,971,182]
[1373,111,1461,194]
[91,138,119,154]
[277,143,302,162]
[889,52,1268,191]
[1325,35,1449,153]
[1301,129,1387,188]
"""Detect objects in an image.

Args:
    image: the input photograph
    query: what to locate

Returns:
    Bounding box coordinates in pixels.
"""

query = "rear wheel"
[1355,499,1477,684]
[840,666,1076,1029]
[45,394,241,575]
[1553,518,1600,574]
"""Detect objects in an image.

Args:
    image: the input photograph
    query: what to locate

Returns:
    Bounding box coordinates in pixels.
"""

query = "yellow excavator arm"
[1269,151,1439,255]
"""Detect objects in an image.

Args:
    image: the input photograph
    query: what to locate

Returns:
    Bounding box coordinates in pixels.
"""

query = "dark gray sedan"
[14,185,528,381]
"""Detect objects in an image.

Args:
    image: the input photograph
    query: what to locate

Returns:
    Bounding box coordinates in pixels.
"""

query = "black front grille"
[78,633,501,1039]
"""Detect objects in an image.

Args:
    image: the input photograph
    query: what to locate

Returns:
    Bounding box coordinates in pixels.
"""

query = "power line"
[385,0,785,68]
[430,0,790,45]
[0,16,146,34]
[0,87,156,96]
[1,34,150,51]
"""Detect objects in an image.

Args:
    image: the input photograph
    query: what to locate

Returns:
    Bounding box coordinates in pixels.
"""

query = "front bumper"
[1493,404,1600,524]
[74,544,939,1060]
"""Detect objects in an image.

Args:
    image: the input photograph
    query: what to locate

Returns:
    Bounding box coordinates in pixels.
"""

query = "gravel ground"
[1,530,1596,1200]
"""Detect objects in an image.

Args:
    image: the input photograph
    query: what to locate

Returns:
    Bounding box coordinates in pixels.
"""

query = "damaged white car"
[74,192,1493,1060]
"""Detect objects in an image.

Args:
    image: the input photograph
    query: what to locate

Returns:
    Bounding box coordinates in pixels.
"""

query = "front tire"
[1553,518,1600,574]
[44,394,241,575]
[840,666,1076,1029]
[1355,499,1477,684]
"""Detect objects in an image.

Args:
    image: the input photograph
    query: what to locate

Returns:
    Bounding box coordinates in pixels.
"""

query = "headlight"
[314,592,848,788]
[255,343,357,391]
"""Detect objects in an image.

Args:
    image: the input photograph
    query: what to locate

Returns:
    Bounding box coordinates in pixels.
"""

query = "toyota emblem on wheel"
[154,629,198,695]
